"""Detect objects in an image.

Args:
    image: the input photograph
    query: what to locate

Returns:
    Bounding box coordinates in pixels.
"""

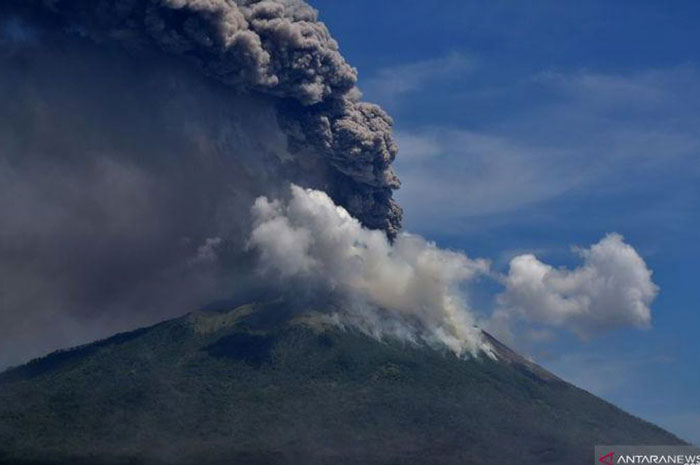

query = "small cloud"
[492,233,658,339]
[524,328,556,343]
[363,52,473,104]
[394,131,444,162]
[190,237,223,264]
[1,17,38,44]
[394,128,582,227]
[393,66,700,234]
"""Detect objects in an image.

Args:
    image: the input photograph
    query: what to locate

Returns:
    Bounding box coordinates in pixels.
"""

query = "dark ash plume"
[21,0,402,234]
[0,0,400,368]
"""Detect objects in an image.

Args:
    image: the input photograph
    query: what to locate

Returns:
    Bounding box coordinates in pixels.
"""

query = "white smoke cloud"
[190,237,224,264]
[249,188,660,356]
[491,233,658,340]
[248,185,493,356]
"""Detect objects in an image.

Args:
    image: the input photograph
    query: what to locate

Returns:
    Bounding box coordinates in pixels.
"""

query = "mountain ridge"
[0,301,684,465]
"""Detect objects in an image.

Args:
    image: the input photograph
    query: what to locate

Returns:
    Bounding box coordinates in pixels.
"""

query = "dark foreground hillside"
[0,302,682,465]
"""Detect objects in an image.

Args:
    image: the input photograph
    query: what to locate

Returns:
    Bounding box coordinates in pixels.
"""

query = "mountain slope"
[0,301,682,465]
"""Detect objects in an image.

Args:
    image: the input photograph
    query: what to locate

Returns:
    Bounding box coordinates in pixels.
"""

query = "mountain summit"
[0,301,682,465]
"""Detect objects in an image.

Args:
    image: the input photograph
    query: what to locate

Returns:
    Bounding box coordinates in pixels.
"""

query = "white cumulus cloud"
[492,233,658,340]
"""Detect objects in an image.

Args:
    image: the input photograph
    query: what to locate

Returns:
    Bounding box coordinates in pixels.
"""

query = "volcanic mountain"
[0,301,682,465]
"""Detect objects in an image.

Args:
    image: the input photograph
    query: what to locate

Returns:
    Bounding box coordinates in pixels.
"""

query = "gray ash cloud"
[0,0,400,367]
[25,0,402,234]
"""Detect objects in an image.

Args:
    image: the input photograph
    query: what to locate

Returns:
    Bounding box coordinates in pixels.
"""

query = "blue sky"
[310,0,700,445]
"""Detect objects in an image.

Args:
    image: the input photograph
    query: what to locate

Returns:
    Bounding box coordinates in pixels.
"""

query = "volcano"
[0,301,682,465]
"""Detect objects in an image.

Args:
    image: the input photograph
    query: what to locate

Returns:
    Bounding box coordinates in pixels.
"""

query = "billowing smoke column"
[0,0,400,367]
[15,0,402,234]
[0,0,660,367]
[248,185,493,356]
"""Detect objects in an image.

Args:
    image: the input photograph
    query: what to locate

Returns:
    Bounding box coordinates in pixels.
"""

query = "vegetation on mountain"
[0,302,682,465]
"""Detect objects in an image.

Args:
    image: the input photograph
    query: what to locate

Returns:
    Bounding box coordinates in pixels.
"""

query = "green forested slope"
[0,302,683,465]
